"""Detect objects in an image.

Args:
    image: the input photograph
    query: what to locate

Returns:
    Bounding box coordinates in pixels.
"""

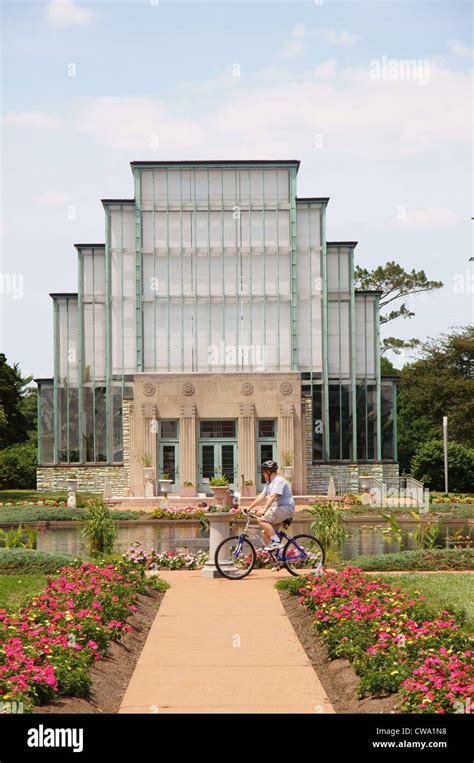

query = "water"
[31,520,473,560]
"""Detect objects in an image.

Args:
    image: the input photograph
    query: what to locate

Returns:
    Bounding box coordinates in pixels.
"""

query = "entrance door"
[198,420,237,493]
[256,419,277,490]
[158,420,179,493]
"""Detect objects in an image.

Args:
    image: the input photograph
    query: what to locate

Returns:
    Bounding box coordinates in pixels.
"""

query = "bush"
[411,439,474,492]
[0,549,81,574]
[344,548,474,571]
[0,506,144,523]
[0,442,37,489]
[81,499,116,556]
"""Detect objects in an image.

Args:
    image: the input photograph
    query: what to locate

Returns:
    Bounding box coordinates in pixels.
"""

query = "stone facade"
[36,465,128,496]
[128,372,303,496]
[302,393,399,494]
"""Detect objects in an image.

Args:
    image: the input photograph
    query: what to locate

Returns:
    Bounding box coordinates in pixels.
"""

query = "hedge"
[346,548,474,572]
[0,549,81,574]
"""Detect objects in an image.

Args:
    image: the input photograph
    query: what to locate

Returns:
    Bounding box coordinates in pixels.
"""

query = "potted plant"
[209,474,229,507]
[159,472,173,494]
[138,452,154,480]
[243,479,256,497]
[180,480,195,498]
[66,473,78,492]
[281,452,293,481]
[359,471,372,492]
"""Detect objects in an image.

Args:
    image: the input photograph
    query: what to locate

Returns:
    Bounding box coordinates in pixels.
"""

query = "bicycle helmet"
[260,459,278,472]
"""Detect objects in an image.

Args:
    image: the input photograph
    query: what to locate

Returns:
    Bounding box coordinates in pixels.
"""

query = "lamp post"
[443,416,448,495]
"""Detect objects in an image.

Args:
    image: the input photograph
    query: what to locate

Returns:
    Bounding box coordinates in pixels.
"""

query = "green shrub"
[81,499,116,556]
[346,548,474,571]
[411,439,474,492]
[0,548,81,573]
[0,441,37,489]
[0,506,144,523]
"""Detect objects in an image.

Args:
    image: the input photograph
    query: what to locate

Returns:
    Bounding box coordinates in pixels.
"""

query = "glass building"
[36,160,398,496]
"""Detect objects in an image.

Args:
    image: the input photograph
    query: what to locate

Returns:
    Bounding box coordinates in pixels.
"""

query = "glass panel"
[258,420,275,438]
[162,445,176,482]
[39,384,54,464]
[200,420,236,439]
[113,387,123,463]
[312,384,324,462]
[202,445,215,479]
[259,443,274,462]
[356,382,377,461]
[160,420,178,439]
[58,386,68,463]
[329,384,352,461]
[221,445,235,483]
[95,387,107,462]
[83,386,95,463]
[381,383,394,460]
[68,386,80,463]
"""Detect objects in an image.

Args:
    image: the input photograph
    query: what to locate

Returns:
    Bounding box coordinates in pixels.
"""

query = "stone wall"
[36,465,128,497]
[302,394,399,494]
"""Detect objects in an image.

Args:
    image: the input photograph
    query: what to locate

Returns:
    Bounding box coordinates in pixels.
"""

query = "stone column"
[122,401,133,496]
[142,403,158,497]
[278,402,295,460]
[179,403,197,488]
[278,402,295,481]
[238,402,256,490]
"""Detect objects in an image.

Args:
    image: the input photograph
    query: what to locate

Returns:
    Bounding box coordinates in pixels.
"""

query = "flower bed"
[0,559,160,711]
[124,545,208,570]
[284,567,473,713]
[431,495,474,505]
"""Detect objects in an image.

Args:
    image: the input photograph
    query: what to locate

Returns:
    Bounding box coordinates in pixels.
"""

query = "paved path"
[119,570,334,714]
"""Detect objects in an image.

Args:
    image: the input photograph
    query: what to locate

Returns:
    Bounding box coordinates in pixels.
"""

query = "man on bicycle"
[245,460,296,551]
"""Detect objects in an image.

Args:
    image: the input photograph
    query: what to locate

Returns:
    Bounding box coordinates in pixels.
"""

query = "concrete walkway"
[119,570,334,714]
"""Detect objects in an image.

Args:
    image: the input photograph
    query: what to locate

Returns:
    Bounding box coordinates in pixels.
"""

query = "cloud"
[399,207,460,227]
[35,190,71,207]
[76,97,203,151]
[4,111,62,128]
[45,0,93,28]
[319,29,361,46]
[447,39,474,59]
[73,60,471,162]
[313,59,337,80]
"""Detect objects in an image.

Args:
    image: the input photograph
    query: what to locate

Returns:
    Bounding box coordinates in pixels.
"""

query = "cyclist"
[245,460,296,551]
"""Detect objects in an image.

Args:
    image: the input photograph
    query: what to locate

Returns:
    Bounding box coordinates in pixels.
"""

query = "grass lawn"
[368,572,474,634]
[0,490,100,503]
[0,573,48,609]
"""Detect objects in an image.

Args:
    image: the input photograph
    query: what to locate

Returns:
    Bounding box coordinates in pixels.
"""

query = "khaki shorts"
[261,505,295,527]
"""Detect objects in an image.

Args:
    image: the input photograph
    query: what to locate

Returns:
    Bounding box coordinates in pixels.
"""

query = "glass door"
[158,420,179,492]
[198,420,237,493]
[257,419,277,490]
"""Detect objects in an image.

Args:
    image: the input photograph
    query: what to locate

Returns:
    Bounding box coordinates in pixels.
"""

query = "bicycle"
[214,509,325,580]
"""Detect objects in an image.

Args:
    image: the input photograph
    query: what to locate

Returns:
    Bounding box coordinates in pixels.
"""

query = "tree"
[411,439,474,493]
[0,354,34,449]
[397,327,474,471]
[355,261,443,355]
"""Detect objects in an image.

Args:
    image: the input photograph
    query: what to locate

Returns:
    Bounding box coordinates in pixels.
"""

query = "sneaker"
[264,540,285,552]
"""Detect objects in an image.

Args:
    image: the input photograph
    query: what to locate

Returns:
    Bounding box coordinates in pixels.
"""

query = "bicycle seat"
[283,518,293,529]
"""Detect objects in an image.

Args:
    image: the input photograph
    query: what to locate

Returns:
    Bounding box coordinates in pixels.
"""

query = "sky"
[0,0,472,380]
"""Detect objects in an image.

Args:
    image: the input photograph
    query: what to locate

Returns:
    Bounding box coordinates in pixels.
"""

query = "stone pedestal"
[201,512,238,578]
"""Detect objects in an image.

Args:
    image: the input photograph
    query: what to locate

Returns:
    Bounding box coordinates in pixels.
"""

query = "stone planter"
[359,475,372,492]
[159,479,173,495]
[179,485,195,498]
[210,485,229,507]
[243,484,256,497]
[282,466,293,481]
[66,478,78,508]
[201,512,238,578]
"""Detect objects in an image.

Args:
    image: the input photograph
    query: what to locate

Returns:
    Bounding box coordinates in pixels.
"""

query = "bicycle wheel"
[214,535,256,580]
[283,534,325,576]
